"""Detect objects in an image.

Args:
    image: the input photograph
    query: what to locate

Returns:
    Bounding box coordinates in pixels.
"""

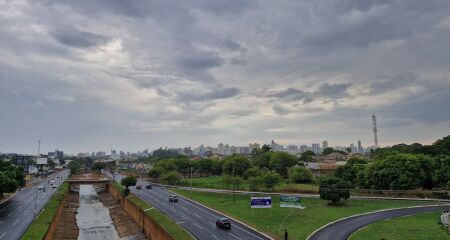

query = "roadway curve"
[111,173,272,240]
[307,204,450,240]
[0,170,70,240]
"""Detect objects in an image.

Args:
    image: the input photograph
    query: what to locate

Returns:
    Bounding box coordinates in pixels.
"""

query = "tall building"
[372,115,379,148]
[357,140,363,154]
[312,143,320,154]
[322,140,328,149]
[300,145,308,153]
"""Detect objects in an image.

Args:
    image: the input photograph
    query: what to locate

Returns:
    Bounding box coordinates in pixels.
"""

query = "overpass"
[65,178,111,192]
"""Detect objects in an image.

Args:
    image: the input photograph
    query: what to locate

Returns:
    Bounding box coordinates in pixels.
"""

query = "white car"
[37,185,44,190]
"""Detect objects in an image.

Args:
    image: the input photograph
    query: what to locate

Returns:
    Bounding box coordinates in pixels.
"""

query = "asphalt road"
[0,170,70,240]
[308,204,450,240]
[111,173,272,240]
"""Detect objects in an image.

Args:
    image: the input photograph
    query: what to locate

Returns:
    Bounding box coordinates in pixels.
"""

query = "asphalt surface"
[0,170,70,240]
[111,173,272,240]
[308,204,450,240]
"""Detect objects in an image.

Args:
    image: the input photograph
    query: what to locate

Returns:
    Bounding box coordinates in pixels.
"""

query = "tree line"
[0,159,25,197]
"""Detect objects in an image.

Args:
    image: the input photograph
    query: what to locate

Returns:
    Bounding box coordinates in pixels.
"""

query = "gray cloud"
[1,0,450,153]
[52,28,109,48]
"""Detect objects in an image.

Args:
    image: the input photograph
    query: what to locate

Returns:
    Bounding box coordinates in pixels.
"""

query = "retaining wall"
[108,184,174,240]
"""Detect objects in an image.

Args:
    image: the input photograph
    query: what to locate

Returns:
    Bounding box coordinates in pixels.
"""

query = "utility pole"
[190,166,193,199]
[232,159,235,203]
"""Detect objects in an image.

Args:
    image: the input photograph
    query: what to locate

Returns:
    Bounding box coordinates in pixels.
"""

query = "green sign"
[280,195,304,209]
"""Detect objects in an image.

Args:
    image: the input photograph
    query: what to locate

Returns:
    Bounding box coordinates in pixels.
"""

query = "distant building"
[322,140,328,149]
[312,143,321,154]
[299,145,308,153]
[11,155,32,174]
[305,162,337,177]
[357,140,364,154]
[313,152,346,162]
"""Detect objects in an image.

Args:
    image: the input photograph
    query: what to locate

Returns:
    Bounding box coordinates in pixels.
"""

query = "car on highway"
[169,195,178,203]
[37,185,44,190]
[136,185,142,189]
[216,217,231,229]
[145,184,152,189]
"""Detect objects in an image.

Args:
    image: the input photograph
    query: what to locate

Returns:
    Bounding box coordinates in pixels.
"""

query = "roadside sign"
[280,195,305,209]
[251,196,272,208]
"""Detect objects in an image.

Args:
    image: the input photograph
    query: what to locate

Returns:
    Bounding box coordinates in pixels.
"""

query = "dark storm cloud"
[52,28,109,48]
[177,51,225,70]
[318,83,352,98]
[177,87,239,102]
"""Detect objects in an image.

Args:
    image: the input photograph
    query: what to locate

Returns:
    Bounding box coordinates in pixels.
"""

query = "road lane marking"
[230,232,241,239]
[0,232,6,239]
[12,220,20,226]
[7,212,12,217]
[211,234,219,240]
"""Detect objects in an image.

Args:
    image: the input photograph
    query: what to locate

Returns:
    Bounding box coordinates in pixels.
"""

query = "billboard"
[280,195,305,209]
[37,158,48,165]
[251,197,272,208]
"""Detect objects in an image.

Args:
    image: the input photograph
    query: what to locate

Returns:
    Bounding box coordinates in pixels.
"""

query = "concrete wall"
[43,191,68,240]
[108,184,175,240]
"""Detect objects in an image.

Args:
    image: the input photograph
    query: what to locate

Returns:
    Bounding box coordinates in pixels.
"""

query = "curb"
[166,189,275,240]
[306,203,450,240]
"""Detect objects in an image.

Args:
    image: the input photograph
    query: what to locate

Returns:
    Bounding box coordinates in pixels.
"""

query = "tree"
[48,159,56,168]
[120,176,137,196]
[288,166,313,184]
[335,157,367,187]
[222,155,251,177]
[258,172,282,190]
[365,153,424,190]
[92,162,106,173]
[59,159,66,165]
[269,152,297,178]
[433,155,450,188]
[243,167,262,180]
[299,150,316,162]
[194,158,213,176]
[261,144,272,153]
[252,152,271,170]
[174,157,191,177]
[163,171,179,185]
[322,148,335,155]
[0,171,17,197]
[319,177,350,203]
[68,160,82,174]
[148,166,165,181]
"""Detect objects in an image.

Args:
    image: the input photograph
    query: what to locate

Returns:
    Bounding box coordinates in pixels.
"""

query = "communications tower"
[372,115,379,148]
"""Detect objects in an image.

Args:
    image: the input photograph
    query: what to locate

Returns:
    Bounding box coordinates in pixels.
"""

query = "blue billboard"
[250,197,272,208]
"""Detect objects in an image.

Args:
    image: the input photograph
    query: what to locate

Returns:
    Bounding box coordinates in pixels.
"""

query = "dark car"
[216,218,231,229]
[145,184,152,189]
[136,185,142,190]
[169,195,178,203]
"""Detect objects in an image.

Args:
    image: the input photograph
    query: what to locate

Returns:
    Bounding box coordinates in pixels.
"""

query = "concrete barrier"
[108,183,175,240]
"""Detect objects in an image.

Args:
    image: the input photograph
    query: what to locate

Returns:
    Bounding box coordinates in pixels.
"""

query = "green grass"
[350,212,449,240]
[173,189,443,240]
[21,183,69,240]
[127,195,194,240]
[177,176,318,193]
[112,181,125,194]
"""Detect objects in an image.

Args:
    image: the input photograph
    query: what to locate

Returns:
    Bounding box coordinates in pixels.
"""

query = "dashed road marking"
[12,219,20,226]
[0,232,7,239]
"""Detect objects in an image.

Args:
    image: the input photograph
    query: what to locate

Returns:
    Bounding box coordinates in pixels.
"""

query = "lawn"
[127,195,194,240]
[349,212,449,240]
[21,183,69,240]
[173,189,442,240]
[176,175,318,193]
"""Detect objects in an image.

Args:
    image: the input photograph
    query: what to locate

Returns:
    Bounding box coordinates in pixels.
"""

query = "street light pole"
[232,159,235,203]
[190,166,193,199]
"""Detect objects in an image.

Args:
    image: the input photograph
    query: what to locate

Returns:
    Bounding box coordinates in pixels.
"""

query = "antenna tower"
[372,115,379,148]
[37,139,41,156]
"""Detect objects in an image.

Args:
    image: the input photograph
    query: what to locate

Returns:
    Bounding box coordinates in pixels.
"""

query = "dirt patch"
[98,192,146,240]
[53,192,79,240]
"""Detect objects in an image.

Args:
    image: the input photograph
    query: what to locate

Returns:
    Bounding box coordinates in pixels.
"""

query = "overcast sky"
[1,0,450,154]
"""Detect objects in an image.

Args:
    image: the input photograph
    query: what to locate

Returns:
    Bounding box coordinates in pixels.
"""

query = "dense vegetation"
[337,135,450,190]
[0,159,25,197]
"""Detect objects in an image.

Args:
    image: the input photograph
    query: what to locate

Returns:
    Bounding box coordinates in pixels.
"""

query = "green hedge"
[21,183,69,240]
[127,195,194,240]
[112,181,125,195]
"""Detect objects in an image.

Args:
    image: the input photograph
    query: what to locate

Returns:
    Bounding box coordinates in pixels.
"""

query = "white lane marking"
[194,222,204,229]
[230,232,241,239]
[211,234,219,240]
[7,212,12,217]
[0,232,7,239]
[12,220,20,226]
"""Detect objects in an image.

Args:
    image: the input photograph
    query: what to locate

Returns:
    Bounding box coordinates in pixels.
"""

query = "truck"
[50,179,57,188]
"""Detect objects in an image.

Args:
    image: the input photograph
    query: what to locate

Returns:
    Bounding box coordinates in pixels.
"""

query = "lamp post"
[190,166,193,199]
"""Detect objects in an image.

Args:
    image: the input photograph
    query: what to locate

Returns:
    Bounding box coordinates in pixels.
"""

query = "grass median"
[21,183,69,240]
[127,195,194,240]
[349,212,448,240]
[173,189,444,240]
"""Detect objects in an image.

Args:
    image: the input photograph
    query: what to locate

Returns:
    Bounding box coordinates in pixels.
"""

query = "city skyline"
[1,1,450,154]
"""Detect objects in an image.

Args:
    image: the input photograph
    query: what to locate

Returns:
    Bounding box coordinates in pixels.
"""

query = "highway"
[0,170,70,240]
[112,173,272,240]
[307,204,450,240]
